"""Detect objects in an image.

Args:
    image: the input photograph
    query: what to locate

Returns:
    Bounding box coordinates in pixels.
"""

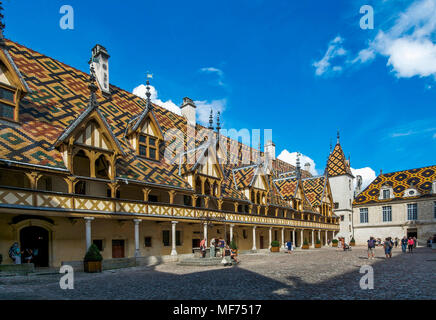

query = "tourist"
[383,238,392,258]
[327,239,331,246]
[219,238,225,256]
[286,240,293,253]
[229,245,239,264]
[24,248,33,264]
[199,238,206,258]
[427,237,432,247]
[367,237,375,259]
[407,237,414,253]
[413,236,417,248]
[9,242,22,265]
[210,238,216,258]
[401,236,408,253]
[389,237,394,258]
[394,238,398,248]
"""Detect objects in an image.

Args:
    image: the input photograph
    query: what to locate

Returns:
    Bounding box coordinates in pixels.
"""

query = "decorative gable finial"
[208,109,213,130]
[0,1,6,46]
[216,111,221,135]
[337,130,340,144]
[88,64,98,109]
[146,73,152,103]
[329,138,332,154]
[296,152,301,180]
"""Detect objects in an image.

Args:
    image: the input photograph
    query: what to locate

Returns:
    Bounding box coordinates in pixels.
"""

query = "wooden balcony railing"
[0,186,340,230]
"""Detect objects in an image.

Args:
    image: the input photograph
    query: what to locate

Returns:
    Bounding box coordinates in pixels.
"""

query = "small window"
[183,195,192,206]
[334,202,339,209]
[75,181,86,195]
[382,206,392,222]
[93,239,103,251]
[138,134,159,160]
[162,230,170,246]
[407,203,417,221]
[144,237,152,247]
[409,190,415,196]
[0,87,14,103]
[340,215,345,221]
[383,189,390,199]
[360,208,368,223]
[0,102,14,119]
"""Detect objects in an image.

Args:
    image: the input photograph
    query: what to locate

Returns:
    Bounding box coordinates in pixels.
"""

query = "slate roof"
[353,165,436,205]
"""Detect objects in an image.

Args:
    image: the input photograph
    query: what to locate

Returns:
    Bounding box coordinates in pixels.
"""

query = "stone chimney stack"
[264,140,276,160]
[91,44,110,95]
[304,162,311,174]
[180,97,196,126]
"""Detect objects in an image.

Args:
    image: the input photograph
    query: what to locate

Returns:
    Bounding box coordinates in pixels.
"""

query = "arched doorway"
[20,226,49,267]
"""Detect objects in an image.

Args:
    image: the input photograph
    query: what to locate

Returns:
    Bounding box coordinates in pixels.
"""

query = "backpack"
[8,246,16,261]
[368,239,375,248]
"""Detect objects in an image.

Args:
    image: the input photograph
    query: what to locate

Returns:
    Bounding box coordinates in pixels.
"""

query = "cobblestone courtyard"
[1,246,435,300]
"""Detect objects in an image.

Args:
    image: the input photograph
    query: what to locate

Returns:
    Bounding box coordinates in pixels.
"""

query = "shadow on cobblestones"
[0,247,434,300]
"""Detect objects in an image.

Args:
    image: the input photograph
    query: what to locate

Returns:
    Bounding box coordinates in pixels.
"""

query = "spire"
[208,109,213,130]
[88,64,98,109]
[296,152,301,180]
[216,111,221,135]
[329,139,332,154]
[0,1,6,47]
[337,130,340,144]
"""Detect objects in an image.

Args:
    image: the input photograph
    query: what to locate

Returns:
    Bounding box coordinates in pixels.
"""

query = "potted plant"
[302,239,310,249]
[270,240,280,252]
[229,240,238,256]
[350,237,356,246]
[84,243,103,273]
[332,239,338,247]
[315,238,321,248]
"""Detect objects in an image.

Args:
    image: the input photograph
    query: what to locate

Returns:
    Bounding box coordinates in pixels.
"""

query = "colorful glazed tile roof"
[273,177,299,201]
[302,176,327,207]
[0,39,318,206]
[354,165,436,205]
[327,143,352,177]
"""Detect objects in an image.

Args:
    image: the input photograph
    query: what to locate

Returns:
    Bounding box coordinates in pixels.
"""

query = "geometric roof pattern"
[326,143,352,177]
[354,165,436,205]
[0,39,316,204]
[302,176,328,207]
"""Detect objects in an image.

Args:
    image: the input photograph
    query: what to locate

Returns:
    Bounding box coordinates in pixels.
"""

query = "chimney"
[304,162,311,174]
[91,44,110,95]
[264,140,276,160]
[181,97,196,126]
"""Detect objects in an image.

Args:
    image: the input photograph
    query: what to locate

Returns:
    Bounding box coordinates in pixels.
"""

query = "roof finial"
[0,1,6,47]
[337,130,340,144]
[329,138,332,154]
[296,152,301,180]
[208,109,213,130]
[88,63,98,108]
[145,73,152,103]
[216,111,221,135]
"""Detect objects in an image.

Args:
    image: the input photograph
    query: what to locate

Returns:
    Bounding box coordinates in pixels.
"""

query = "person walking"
[389,237,394,258]
[394,238,398,248]
[383,238,392,259]
[367,237,375,259]
[286,240,293,253]
[199,238,206,258]
[413,236,417,248]
[210,238,216,258]
[401,236,408,253]
[407,237,414,253]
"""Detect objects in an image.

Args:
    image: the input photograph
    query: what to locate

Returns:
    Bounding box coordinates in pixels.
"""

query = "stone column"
[281,228,285,249]
[311,229,315,248]
[203,222,208,244]
[171,221,178,256]
[325,230,328,246]
[268,227,273,249]
[300,229,304,248]
[133,219,142,257]
[292,229,296,247]
[84,217,94,251]
[230,224,234,242]
[252,226,257,251]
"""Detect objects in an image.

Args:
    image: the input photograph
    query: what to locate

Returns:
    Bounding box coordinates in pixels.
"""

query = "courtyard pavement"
[0,246,435,300]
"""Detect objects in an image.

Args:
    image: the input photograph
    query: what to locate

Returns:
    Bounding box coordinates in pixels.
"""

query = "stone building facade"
[353,166,436,245]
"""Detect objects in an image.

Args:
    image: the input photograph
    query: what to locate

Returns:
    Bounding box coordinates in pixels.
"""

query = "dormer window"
[380,184,393,200]
[383,189,390,199]
[138,134,158,160]
[0,77,17,120]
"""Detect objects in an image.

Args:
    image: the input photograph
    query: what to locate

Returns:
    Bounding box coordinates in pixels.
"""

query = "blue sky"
[4,0,436,186]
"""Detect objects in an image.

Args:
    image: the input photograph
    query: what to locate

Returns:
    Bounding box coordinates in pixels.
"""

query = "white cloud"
[132,84,182,115]
[313,36,348,76]
[195,99,226,126]
[316,0,436,79]
[351,167,376,191]
[277,149,318,176]
[199,67,225,86]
